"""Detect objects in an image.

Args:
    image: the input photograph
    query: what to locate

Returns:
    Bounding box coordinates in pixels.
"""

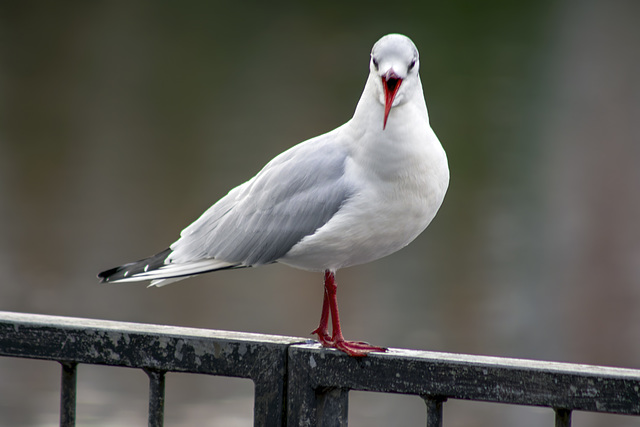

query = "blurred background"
[0,1,639,426]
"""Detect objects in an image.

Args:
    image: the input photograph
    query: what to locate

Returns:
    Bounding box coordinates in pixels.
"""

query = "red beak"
[382,70,403,130]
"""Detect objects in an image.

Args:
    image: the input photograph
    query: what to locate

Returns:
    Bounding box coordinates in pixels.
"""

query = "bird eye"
[372,57,379,70]
[408,59,416,71]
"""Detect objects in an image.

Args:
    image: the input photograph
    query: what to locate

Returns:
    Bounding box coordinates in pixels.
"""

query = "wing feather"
[168,130,353,267]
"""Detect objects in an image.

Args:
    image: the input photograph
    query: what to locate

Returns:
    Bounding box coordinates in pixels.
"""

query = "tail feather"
[97,248,244,285]
[98,248,172,283]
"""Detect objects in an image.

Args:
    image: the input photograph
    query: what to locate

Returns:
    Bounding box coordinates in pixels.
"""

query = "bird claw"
[311,327,332,344]
[312,329,387,357]
[311,328,334,347]
[334,339,387,357]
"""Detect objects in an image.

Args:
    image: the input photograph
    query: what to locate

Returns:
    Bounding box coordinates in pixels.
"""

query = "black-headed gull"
[99,33,449,356]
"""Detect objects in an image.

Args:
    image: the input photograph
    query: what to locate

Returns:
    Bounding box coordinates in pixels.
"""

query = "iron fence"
[1,310,639,426]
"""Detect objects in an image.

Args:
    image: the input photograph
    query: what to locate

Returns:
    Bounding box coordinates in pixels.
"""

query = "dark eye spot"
[408,59,416,71]
[372,57,379,70]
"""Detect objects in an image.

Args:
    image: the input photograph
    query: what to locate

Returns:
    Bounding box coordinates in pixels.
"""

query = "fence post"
[287,347,350,426]
[316,387,349,426]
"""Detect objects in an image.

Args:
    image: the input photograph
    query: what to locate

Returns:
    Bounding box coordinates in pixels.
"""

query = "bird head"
[369,34,420,130]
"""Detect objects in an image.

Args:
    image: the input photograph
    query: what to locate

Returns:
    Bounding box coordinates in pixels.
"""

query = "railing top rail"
[0,310,308,379]
[317,346,640,379]
[3,310,640,380]
[0,310,306,346]
[287,344,640,416]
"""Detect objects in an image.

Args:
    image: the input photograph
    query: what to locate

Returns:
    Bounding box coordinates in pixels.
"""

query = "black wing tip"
[97,266,124,283]
[97,248,172,283]
[97,264,132,283]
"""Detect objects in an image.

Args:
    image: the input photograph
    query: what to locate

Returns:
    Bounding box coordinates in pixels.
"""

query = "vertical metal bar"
[423,396,445,427]
[253,377,288,427]
[316,387,349,427]
[286,350,350,427]
[554,408,572,427]
[59,362,77,427]
[286,361,317,426]
[251,343,295,427]
[145,369,166,427]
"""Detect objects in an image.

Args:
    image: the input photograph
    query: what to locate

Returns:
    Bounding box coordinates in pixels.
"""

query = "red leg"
[310,275,332,345]
[312,270,387,357]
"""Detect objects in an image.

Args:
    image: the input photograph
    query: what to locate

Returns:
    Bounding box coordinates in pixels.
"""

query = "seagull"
[98,33,449,357]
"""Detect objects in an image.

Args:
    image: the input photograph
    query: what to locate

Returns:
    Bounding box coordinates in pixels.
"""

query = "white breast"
[280,101,449,272]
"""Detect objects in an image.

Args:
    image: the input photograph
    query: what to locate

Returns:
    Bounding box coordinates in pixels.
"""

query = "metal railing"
[1,310,639,426]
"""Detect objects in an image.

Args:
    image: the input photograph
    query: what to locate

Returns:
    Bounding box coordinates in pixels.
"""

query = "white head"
[369,34,421,129]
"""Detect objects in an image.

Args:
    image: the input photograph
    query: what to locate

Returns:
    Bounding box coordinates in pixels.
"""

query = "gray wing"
[168,131,353,266]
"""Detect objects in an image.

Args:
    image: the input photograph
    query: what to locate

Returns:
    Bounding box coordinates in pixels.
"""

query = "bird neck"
[351,74,430,133]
